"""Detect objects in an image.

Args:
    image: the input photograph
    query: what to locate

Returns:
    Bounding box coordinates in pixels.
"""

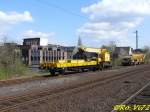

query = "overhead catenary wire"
[35,0,88,20]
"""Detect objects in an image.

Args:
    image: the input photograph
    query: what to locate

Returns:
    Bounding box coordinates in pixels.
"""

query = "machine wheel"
[92,66,97,71]
[59,68,66,75]
[50,69,56,76]
[99,64,103,71]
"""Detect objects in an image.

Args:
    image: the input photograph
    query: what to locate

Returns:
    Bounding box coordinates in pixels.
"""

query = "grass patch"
[0,62,28,80]
[0,69,8,80]
[0,66,50,80]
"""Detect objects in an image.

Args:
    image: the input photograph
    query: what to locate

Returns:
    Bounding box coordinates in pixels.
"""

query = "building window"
[46,56,49,61]
[54,50,56,57]
[31,56,33,61]
[34,57,37,61]
[63,52,64,57]
[48,48,52,51]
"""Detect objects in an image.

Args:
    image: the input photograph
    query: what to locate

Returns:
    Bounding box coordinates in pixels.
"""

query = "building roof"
[23,38,40,40]
[48,44,64,47]
[63,46,75,52]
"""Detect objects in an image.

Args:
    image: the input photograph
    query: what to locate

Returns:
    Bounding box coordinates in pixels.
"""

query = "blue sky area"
[0,0,150,48]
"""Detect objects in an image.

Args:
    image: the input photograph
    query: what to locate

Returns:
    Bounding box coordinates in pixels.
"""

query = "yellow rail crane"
[40,46,112,75]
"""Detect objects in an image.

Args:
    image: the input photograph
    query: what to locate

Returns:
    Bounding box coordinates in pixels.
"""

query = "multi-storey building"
[21,38,68,66]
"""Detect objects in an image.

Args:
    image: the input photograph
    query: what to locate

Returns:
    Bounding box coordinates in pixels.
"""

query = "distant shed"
[113,47,133,58]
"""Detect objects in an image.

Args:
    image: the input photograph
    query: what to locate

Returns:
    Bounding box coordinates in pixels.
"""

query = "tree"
[143,46,150,63]
[0,37,26,79]
[101,41,116,53]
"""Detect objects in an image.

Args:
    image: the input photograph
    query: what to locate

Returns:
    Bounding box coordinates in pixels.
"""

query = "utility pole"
[135,30,138,49]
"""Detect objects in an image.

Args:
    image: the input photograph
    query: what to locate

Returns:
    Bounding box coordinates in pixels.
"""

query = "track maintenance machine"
[121,50,145,66]
[40,46,112,75]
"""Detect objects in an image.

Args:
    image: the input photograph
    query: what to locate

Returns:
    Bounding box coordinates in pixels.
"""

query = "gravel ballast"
[1,64,150,112]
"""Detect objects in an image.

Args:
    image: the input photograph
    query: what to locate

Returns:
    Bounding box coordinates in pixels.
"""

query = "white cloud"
[0,11,32,24]
[0,11,33,34]
[23,30,55,46]
[78,0,150,46]
[82,0,150,18]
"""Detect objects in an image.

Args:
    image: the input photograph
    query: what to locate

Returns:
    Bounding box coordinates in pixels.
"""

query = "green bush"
[0,42,27,80]
[145,53,150,63]
[112,58,122,67]
[0,61,27,80]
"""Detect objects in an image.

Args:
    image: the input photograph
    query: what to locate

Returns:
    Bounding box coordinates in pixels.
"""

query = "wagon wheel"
[59,68,66,75]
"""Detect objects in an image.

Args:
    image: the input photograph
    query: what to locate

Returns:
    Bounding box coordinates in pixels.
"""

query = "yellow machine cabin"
[40,46,112,75]
[79,47,111,62]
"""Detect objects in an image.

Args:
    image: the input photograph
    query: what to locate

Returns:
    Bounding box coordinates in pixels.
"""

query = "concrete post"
[40,49,43,64]
[28,49,32,66]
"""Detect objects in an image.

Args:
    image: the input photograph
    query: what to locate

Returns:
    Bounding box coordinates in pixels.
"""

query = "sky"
[0,0,150,48]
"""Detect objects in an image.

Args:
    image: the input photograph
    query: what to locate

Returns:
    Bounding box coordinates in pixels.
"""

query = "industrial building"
[113,47,133,58]
[20,38,77,66]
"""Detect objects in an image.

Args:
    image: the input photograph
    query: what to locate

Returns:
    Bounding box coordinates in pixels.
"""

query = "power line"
[36,0,88,20]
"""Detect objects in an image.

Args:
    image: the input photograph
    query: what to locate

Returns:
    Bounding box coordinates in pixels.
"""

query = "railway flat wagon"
[40,47,112,75]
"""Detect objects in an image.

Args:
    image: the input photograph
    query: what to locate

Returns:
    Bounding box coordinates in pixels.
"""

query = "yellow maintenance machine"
[121,50,145,66]
[40,46,112,75]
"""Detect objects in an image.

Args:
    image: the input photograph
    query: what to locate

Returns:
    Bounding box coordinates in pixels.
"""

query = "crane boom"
[79,47,102,54]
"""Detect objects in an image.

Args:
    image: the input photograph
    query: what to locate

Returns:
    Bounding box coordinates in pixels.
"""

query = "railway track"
[0,66,132,87]
[111,78,150,112]
[0,65,149,112]
[0,75,48,87]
